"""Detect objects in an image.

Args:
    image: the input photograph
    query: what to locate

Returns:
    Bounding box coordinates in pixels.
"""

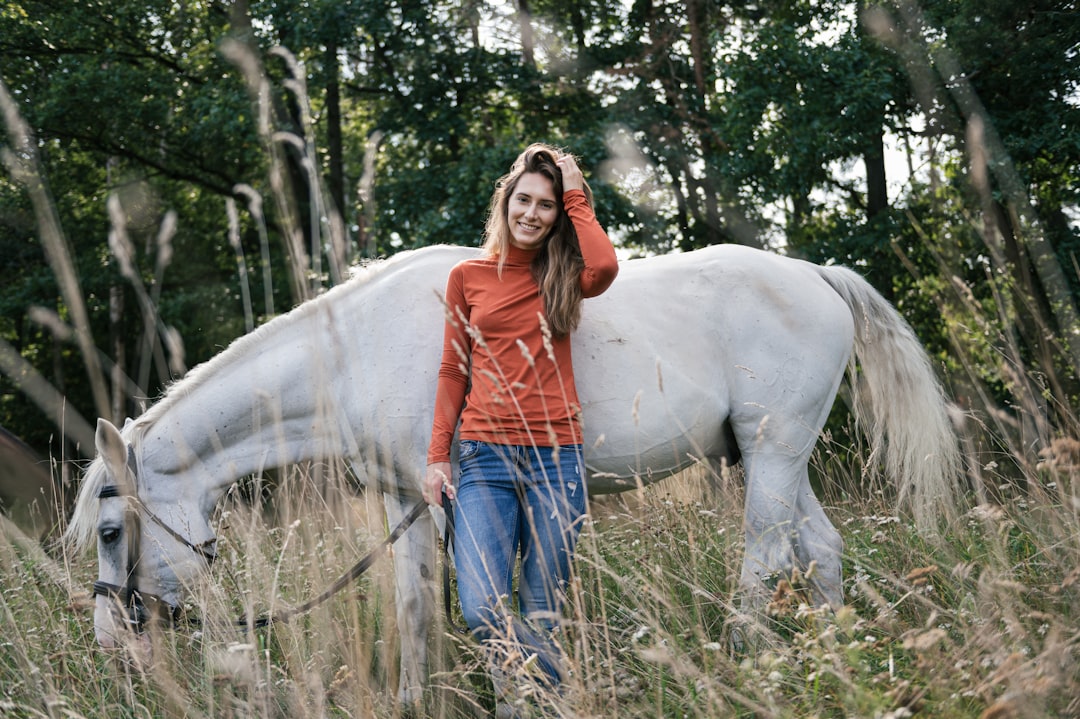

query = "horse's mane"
[64,248,434,554]
[65,458,108,552]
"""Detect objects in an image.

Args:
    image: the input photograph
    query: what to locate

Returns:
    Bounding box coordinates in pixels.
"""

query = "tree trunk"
[324,38,350,278]
[325,39,345,224]
[865,127,888,219]
[686,0,708,102]
[517,0,535,69]
[109,285,125,422]
[995,200,1073,422]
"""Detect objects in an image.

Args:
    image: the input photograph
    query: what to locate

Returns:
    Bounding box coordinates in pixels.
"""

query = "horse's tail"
[814,264,962,530]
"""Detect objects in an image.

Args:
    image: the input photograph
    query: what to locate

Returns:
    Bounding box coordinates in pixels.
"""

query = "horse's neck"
[128,248,464,505]
[136,318,356,498]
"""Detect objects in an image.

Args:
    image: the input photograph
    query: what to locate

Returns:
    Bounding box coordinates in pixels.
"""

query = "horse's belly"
[579,370,729,492]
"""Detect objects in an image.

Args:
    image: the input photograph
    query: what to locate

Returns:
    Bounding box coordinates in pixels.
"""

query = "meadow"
[1,425,1078,718]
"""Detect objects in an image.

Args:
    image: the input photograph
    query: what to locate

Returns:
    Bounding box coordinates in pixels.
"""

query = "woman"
[423,143,619,696]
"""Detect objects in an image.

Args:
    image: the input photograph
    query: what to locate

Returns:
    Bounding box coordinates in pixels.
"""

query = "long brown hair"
[482,143,593,337]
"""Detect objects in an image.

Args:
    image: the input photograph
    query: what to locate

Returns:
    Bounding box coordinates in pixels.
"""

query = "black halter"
[90,448,217,634]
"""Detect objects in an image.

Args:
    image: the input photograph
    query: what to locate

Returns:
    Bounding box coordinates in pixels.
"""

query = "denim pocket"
[458,439,482,461]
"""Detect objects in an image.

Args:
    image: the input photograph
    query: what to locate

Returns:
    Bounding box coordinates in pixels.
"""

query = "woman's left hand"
[557,154,584,193]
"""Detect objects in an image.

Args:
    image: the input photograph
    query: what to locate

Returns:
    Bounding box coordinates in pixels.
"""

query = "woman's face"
[507,172,559,251]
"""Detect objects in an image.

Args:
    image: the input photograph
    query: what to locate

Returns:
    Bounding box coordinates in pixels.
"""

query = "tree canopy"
[1,0,1077,463]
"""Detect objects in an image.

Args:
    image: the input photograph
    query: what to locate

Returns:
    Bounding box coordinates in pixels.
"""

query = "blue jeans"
[452,440,587,685]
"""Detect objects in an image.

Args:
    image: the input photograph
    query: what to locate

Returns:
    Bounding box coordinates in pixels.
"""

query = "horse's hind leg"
[738,451,803,610]
[736,448,844,638]
[725,449,804,651]
[384,491,437,706]
[739,449,844,599]
[795,476,843,609]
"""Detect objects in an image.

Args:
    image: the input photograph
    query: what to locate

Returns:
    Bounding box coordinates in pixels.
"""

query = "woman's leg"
[452,442,586,688]
[517,445,587,679]
[453,441,521,639]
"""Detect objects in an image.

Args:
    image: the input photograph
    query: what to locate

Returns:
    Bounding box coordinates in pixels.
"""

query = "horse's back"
[574,245,856,483]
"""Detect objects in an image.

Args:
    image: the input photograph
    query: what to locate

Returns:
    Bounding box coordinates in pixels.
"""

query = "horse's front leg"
[383,491,437,706]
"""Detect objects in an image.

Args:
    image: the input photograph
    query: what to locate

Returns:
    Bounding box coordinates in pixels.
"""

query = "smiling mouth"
[517,222,540,233]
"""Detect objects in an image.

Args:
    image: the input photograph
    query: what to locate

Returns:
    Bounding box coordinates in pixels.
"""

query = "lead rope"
[441,492,471,635]
[248,495,469,633]
[241,498,429,628]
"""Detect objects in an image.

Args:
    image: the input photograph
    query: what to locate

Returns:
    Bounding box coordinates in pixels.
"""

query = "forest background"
[0,0,1078,483]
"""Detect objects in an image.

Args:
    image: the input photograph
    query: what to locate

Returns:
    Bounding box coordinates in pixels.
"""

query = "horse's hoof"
[728,627,747,656]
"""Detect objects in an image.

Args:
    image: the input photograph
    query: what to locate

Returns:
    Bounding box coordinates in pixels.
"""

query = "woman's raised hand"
[557,154,584,193]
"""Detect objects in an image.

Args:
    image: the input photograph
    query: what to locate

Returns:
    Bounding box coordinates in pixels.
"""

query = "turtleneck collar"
[502,243,542,266]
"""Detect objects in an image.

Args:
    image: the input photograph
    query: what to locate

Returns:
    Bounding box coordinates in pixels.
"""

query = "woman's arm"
[425,266,470,507]
[427,267,469,464]
[565,190,619,297]
[557,154,618,297]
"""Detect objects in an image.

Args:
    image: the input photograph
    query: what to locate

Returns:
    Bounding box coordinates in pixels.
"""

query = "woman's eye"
[100,527,121,545]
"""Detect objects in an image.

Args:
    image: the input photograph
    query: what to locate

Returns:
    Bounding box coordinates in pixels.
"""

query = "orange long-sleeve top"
[427,189,619,464]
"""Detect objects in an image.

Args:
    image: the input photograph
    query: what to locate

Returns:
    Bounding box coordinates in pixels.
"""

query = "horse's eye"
[100,527,121,545]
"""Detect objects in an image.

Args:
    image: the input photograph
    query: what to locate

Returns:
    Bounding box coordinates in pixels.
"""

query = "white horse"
[66,243,960,702]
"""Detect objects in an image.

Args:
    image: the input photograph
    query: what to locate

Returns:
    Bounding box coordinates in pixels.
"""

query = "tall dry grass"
[2,444,1078,717]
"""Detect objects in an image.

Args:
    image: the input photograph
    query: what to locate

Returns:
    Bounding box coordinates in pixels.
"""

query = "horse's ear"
[95,418,128,483]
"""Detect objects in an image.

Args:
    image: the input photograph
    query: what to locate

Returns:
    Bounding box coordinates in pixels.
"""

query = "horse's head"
[71,418,217,650]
